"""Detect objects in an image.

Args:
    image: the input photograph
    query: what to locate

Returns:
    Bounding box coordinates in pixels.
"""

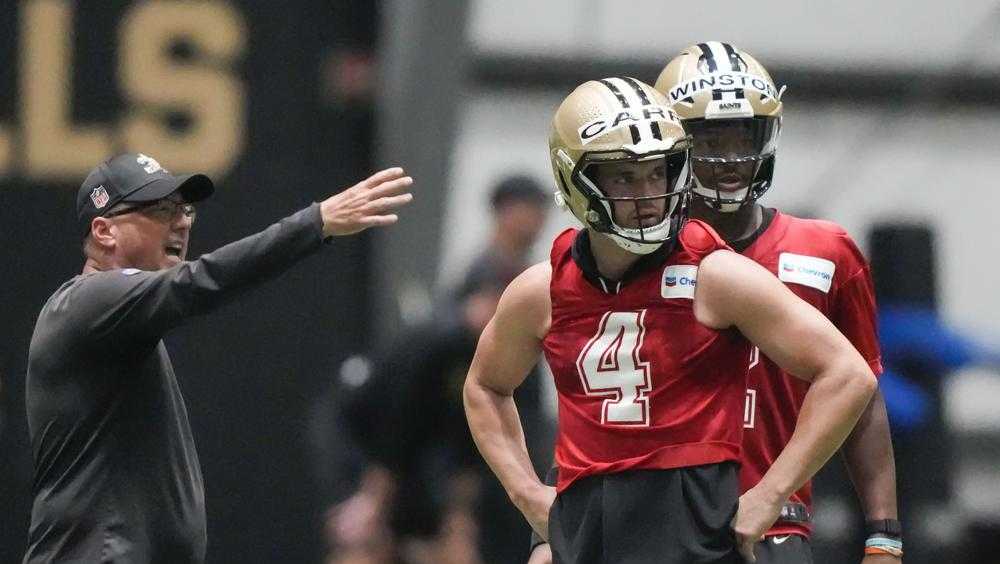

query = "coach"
[23,153,412,563]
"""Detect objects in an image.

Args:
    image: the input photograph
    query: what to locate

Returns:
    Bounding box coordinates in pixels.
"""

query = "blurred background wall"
[1,1,999,562]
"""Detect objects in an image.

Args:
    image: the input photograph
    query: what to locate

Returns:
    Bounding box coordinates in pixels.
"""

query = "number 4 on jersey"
[576,310,652,426]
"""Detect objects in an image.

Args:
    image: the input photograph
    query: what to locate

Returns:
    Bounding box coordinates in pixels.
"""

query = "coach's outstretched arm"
[77,168,413,343]
[463,263,556,541]
[694,249,878,563]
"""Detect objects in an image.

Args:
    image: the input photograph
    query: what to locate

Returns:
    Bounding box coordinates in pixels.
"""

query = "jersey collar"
[570,230,674,294]
[729,207,777,253]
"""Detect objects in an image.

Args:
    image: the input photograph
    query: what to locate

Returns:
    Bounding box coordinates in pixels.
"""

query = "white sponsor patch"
[577,105,677,145]
[778,253,835,293]
[661,265,698,299]
[121,268,143,276]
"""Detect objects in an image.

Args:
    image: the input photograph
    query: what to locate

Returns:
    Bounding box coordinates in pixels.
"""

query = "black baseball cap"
[77,152,215,237]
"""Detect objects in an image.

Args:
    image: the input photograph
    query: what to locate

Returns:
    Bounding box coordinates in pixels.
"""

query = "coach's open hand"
[733,485,784,562]
[321,167,414,237]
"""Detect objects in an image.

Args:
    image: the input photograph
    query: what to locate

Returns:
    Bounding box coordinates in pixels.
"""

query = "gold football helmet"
[549,77,692,255]
[654,42,783,212]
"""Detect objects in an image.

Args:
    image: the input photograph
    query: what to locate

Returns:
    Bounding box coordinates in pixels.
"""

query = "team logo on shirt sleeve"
[661,265,698,299]
[777,253,835,293]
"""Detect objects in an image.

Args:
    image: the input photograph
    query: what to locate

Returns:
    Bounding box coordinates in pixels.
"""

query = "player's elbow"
[858,365,878,399]
[840,357,878,405]
[463,370,503,442]
[463,371,483,412]
[463,369,497,414]
[813,354,876,406]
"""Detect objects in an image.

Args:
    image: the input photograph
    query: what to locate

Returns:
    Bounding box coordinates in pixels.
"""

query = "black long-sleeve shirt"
[23,205,326,564]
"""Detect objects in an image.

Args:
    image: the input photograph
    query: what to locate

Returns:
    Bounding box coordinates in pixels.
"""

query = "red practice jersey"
[542,221,752,493]
[739,210,883,538]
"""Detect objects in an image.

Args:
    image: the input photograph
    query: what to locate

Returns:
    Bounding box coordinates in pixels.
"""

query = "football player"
[464,77,876,563]
[654,42,900,563]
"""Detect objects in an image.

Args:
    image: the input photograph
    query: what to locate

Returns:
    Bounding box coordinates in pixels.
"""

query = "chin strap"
[608,232,664,255]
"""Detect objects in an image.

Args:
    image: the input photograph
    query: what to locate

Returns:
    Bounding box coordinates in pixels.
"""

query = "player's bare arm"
[694,249,877,562]
[320,167,414,236]
[844,388,899,541]
[463,262,555,540]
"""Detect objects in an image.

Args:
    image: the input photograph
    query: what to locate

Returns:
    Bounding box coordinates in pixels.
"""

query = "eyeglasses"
[104,198,197,222]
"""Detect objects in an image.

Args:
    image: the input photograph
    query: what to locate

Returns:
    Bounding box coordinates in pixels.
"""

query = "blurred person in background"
[456,174,549,302]
[23,153,413,564]
[465,77,875,564]
[322,178,552,564]
[325,281,499,564]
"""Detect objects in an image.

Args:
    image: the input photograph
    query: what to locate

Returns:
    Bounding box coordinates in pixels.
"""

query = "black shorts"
[547,463,741,564]
[754,534,813,564]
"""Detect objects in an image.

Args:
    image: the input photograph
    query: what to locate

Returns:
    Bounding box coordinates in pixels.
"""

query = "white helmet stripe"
[608,77,645,109]
[721,42,744,71]
[609,77,658,143]
[705,41,734,72]
[597,78,642,144]
[620,76,664,141]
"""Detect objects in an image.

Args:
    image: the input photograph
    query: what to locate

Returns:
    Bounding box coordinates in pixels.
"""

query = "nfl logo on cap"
[90,185,110,209]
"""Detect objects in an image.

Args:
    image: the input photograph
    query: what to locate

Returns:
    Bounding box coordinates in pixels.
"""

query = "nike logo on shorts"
[771,535,792,545]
